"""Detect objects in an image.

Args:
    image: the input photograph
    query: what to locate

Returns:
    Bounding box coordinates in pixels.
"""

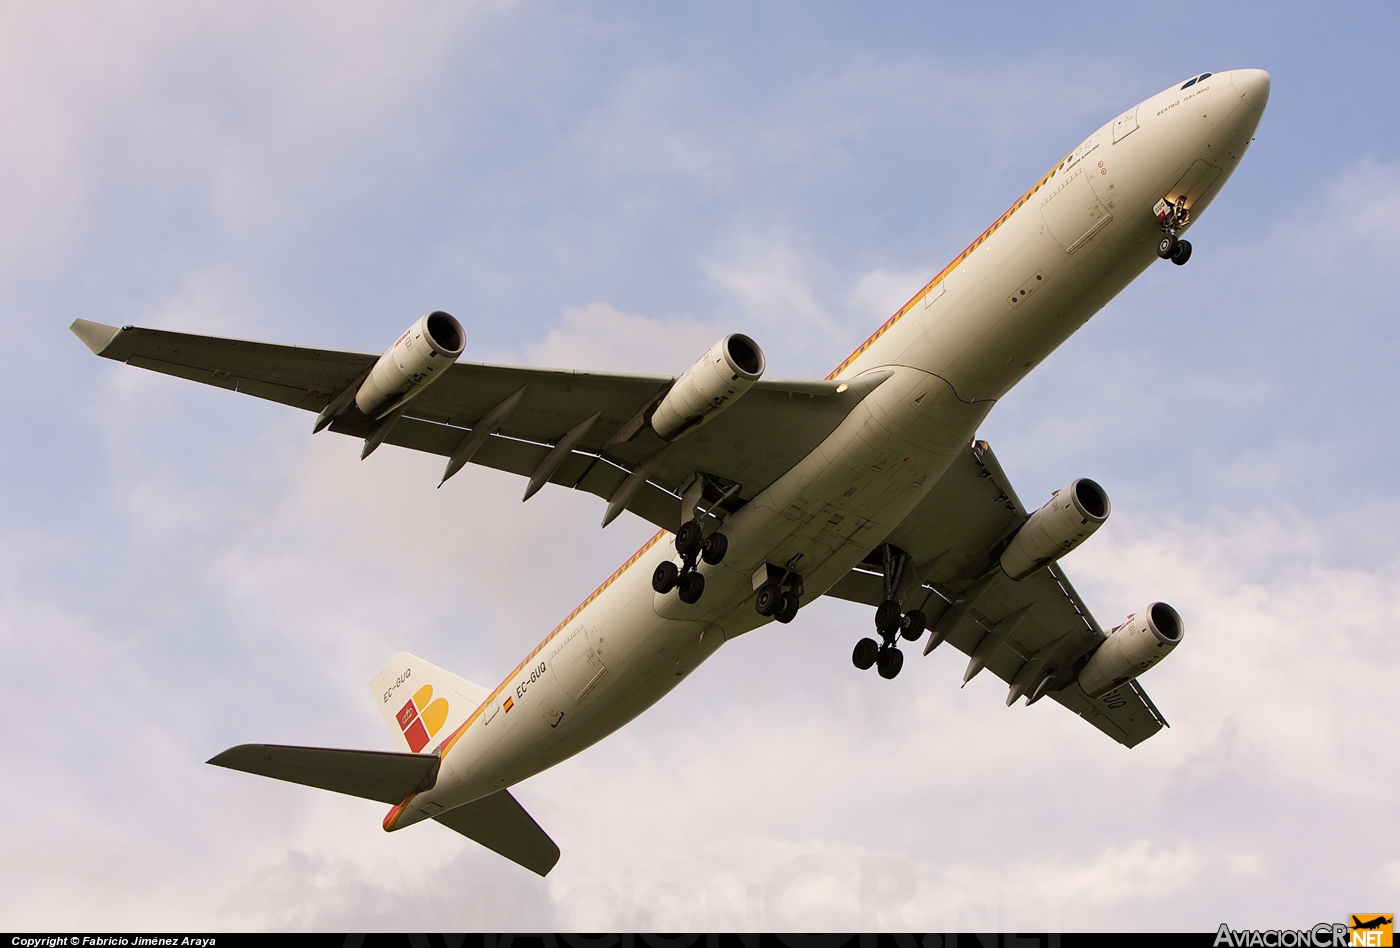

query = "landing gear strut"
[852,545,925,680]
[1154,195,1193,266]
[652,518,729,604]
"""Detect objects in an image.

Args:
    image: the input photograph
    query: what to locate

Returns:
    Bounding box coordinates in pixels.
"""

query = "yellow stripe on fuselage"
[828,154,1068,380]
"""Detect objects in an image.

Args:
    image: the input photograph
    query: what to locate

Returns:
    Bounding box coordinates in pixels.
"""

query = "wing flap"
[434,790,561,877]
[207,743,439,805]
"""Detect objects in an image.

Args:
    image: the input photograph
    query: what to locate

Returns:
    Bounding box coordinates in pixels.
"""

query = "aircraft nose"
[1230,69,1271,110]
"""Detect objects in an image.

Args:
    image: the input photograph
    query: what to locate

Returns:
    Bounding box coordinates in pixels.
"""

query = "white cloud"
[520,301,719,374]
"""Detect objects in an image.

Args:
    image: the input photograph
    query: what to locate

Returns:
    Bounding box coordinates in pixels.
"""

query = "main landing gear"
[1154,195,1193,266]
[652,518,728,605]
[853,600,925,679]
[852,545,925,680]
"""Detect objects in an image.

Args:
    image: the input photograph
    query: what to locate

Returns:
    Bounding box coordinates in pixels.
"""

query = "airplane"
[1352,916,1394,931]
[72,69,1271,877]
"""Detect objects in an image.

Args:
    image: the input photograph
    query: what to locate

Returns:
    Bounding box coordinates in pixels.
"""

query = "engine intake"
[999,478,1110,580]
[650,334,765,441]
[1078,602,1184,698]
[356,311,466,420]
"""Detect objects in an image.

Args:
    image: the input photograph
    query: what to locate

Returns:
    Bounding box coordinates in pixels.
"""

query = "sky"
[1,0,1398,933]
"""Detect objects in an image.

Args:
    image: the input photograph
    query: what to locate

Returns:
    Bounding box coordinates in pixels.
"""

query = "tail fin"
[369,652,490,754]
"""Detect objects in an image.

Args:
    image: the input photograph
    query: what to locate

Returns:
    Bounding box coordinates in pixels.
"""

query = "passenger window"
[1181,77,1198,89]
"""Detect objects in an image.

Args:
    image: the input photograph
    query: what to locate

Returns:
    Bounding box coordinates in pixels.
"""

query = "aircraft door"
[549,624,609,703]
[1112,105,1139,143]
[1039,170,1113,254]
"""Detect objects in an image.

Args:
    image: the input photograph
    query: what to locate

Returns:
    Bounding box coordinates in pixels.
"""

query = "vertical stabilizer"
[369,652,490,754]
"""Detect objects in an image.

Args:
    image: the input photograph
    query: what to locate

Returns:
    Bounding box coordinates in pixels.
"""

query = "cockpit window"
[1181,77,1198,89]
[1182,72,1212,90]
[1199,72,1212,81]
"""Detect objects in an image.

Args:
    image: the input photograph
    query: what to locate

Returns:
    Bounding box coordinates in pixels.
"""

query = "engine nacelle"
[650,334,765,441]
[999,478,1110,580]
[1078,602,1184,698]
[356,311,466,420]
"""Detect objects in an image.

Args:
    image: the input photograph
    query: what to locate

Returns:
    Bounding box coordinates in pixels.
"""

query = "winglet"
[70,319,124,356]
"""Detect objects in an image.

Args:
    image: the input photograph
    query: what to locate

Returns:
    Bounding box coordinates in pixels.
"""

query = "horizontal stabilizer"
[434,790,560,877]
[208,743,439,805]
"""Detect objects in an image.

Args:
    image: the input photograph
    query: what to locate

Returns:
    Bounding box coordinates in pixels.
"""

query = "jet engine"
[999,478,1110,580]
[355,311,466,420]
[1078,602,1184,698]
[650,334,766,441]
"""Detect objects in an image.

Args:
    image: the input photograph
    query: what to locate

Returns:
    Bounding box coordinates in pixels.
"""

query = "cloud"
[519,301,719,374]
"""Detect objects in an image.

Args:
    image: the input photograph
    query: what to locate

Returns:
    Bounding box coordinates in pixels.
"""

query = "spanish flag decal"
[503,696,515,713]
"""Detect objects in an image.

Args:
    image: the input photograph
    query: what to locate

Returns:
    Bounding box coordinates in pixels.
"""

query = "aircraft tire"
[1171,239,1192,266]
[1157,234,1178,259]
[774,591,800,624]
[876,647,904,679]
[875,599,903,634]
[701,532,729,565]
[852,637,879,670]
[901,609,926,641]
[754,582,782,617]
[675,520,704,557]
[652,560,679,593]
[678,570,705,604]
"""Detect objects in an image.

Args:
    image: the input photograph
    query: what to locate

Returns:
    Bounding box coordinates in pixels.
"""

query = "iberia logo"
[1351,915,1393,947]
[396,684,449,753]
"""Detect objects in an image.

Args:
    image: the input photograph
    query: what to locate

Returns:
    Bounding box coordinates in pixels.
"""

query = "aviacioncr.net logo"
[1215,916,1393,947]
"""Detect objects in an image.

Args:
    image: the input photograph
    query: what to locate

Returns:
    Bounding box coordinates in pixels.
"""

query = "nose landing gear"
[1154,196,1193,266]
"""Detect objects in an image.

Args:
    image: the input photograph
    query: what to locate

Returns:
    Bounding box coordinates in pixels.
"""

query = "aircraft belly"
[408,555,727,817]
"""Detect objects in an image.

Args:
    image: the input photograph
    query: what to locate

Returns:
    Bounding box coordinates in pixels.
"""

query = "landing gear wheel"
[852,637,879,670]
[774,590,800,624]
[675,520,704,558]
[900,609,926,641]
[1171,239,1192,266]
[701,532,729,566]
[677,569,706,604]
[652,560,679,594]
[754,582,782,617]
[876,647,904,680]
[1157,234,1178,259]
[875,599,903,635]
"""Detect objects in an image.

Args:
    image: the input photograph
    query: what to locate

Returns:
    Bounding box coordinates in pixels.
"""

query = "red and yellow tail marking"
[395,684,450,753]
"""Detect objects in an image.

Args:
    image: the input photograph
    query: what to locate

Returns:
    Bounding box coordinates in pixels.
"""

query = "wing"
[72,320,879,533]
[825,439,1169,748]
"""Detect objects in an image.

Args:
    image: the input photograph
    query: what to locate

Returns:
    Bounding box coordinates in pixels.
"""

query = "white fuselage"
[386,69,1270,831]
